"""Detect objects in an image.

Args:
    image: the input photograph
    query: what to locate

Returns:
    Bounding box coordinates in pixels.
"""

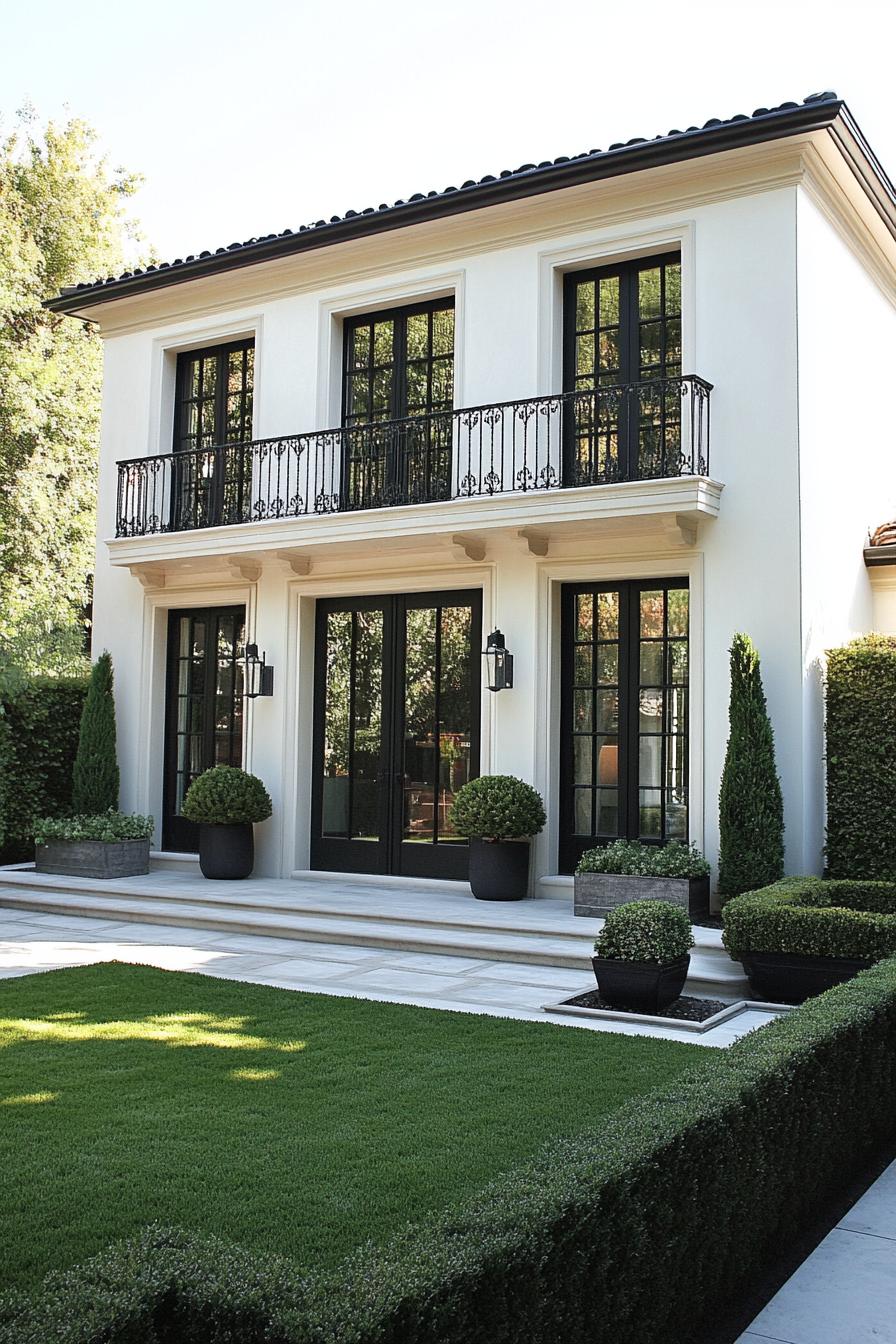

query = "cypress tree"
[72,650,119,814]
[718,633,784,899]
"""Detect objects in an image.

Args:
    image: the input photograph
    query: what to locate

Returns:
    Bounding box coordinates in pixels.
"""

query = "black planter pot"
[741,951,874,1005]
[591,955,690,1014]
[198,823,254,880]
[468,837,530,901]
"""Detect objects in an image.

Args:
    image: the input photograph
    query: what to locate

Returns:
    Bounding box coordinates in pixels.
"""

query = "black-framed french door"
[341,298,455,510]
[162,606,246,851]
[311,589,481,879]
[171,339,255,530]
[559,580,689,873]
[562,253,682,486]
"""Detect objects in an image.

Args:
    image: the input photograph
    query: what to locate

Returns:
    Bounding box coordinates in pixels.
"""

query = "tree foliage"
[0,109,142,684]
[72,650,119,814]
[718,633,785,899]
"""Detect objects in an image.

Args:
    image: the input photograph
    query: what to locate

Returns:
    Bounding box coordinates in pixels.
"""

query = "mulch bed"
[562,990,728,1022]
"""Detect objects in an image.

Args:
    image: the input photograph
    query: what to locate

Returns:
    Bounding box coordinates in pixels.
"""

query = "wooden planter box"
[35,839,150,880]
[574,872,709,921]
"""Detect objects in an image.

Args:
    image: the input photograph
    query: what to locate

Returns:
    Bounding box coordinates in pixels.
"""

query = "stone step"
[0,878,748,992]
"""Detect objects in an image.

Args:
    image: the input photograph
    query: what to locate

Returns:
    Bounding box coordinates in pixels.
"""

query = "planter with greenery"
[722,876,896,1002]
[181,766,272,880]
[448,775,546,900]
[34,813,154,879]
[575,839,710,920]
[591,899,695,1013]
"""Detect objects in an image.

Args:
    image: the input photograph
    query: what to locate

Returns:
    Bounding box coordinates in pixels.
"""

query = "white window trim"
[536,220,696,396]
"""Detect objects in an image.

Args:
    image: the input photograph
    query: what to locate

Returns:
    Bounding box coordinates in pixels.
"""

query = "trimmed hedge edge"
[722,876,896,962]
[3,960,896,1343]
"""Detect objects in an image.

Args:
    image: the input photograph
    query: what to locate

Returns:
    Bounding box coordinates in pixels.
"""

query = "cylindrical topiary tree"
[718,633,784,900]
[72,651,119,816]
[826,634,896,879]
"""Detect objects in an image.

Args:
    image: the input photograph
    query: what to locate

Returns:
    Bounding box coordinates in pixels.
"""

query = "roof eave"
[45,97,848,318]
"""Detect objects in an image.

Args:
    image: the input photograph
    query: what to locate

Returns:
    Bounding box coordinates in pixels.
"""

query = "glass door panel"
[163,606,246,852]
[559,580,689,872]
[312,590,480,880]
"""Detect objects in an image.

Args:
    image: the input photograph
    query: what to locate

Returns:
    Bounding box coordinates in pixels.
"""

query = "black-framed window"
[342,298,454,426]
[559,579,689,872]
[173,339,255,454]
[340,299,455,509]
[562,254,682,484]
[170,339,255,529]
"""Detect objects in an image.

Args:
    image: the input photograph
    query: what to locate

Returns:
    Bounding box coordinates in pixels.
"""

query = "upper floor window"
[563,254,682,484]
[342,299,454,427]
[173,339,255,454]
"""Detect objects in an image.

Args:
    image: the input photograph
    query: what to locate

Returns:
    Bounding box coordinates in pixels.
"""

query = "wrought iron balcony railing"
[115,375,711,539]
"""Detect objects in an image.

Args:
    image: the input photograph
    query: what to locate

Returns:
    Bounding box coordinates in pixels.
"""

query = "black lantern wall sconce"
[483,629,514,692]
[243,643,274,698]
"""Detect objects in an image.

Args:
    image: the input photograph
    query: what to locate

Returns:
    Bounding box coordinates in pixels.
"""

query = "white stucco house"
[47,91,896,895]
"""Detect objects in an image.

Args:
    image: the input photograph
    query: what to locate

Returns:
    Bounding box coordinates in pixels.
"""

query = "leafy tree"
[72,650,119,814]
[0,109,142,684]
[718,633,785,899]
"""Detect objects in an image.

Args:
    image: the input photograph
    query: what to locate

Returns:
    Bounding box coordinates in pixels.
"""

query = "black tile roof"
[47,92,848,314]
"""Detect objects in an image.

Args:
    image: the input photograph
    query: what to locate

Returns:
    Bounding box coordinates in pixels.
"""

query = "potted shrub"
[575,839,710,920]
[592,899,695,1013]
[722,876,896,1003]
[181,766,272,880]
[449,775,546,901]
[34,812,153,879]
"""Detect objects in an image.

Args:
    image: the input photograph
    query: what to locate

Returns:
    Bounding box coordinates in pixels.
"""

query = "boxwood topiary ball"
[449,775,546,841]
[182,766,272,826]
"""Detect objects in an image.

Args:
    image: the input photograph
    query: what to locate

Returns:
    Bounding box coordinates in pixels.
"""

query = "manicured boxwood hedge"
[3,958,896,1343]
[722,876,896,962]
[0,676,88,865]
[826,634,896,879]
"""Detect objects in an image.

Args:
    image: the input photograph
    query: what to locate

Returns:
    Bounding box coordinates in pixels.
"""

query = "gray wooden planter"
[35,839,150,880]
[574,872,709,921]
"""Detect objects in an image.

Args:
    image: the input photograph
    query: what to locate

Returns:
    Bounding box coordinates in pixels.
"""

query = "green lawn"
[0,962,707,1293]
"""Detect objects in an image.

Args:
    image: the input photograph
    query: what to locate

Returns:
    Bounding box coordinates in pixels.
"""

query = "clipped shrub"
[723,876,896,963]
[576,839,709,879]
[826,634,896,880]
[593,900,694,963]
[449,775,546,841]
[33,813,154,845]
[3,960,896,1344]
[71,651,119,815]
[0,675,88,864]
[718,633,785,900]
[181,766,272,826]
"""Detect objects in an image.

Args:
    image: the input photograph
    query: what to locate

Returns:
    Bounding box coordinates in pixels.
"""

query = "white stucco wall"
[796,189,896,872]
[88,170,866,886]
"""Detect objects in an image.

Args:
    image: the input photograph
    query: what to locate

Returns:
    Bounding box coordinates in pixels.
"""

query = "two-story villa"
[47,92,896,894]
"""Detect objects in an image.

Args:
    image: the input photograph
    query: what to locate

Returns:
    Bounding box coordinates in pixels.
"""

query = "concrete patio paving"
[0,905,769,1046]
[738,1158,896,1343]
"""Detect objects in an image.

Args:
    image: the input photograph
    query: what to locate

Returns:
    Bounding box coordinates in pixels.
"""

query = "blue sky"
[2,0,894,262]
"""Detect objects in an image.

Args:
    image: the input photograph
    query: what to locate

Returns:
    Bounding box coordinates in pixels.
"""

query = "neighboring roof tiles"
[47,92,851,315]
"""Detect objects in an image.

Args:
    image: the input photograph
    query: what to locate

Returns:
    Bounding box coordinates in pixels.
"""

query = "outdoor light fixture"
[483,629,514,692]
[243,643,274,698]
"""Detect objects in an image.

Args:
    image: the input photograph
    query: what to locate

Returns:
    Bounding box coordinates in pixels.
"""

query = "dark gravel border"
[561,990,728,1022]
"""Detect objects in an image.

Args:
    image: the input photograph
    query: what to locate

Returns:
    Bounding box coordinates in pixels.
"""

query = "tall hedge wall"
[826,634,896,879]
[0,676,89,865]
[2,958,896,1344]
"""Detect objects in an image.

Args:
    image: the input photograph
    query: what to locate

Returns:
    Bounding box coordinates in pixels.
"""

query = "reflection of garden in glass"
[321,609,383,840]
[403,605,473,844]
[638,587,688,840]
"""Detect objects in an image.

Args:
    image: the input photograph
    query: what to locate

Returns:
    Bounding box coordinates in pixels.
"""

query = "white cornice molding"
[106,477,723,570]
[800,142,896,310]
[90,143,810,338]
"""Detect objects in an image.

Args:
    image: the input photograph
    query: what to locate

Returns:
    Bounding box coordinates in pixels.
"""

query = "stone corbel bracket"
[451,533,487,563]
[226,555,263,582]
[129,565,166,589]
